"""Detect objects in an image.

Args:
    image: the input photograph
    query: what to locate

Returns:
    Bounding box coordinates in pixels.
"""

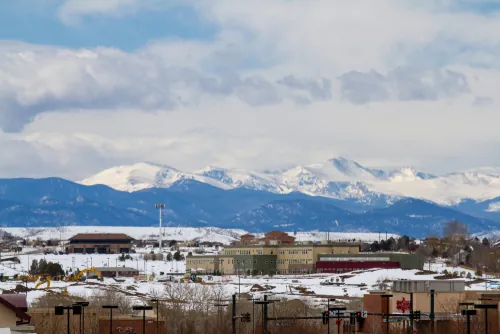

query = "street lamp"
[133,305,153,334]
[381,294,393,334]
[327,298,336,334]
[475,302,497,334]
[102,305,119,334]
[151,299,160,334]
[55,304,82,334]
[155,204,165,253]
[247,297,260,334]
[75,301,89,334]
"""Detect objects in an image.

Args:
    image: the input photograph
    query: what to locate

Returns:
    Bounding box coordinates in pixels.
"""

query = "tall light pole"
[155,204,165,253]
[102,305,118,334]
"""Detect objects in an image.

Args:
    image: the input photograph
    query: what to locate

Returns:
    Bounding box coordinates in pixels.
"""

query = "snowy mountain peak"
[388,167,436,182]
[79,158,500,206]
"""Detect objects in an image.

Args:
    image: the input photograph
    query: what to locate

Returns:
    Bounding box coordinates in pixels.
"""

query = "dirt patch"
[434,275,455,280]
[415,270,437,275]
[250,284,267,292]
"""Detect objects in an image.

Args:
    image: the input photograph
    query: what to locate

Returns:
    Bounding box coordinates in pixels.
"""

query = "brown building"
[237,231,296,246]
[66,233,135,254]
[93,267,139,278]
[0,294,32,330]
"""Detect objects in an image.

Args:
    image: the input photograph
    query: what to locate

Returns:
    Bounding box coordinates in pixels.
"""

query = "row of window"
[187,259,216,264]
[278,249,313,255]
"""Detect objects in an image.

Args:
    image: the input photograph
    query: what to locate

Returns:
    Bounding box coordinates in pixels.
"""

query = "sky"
[0,0,500,180]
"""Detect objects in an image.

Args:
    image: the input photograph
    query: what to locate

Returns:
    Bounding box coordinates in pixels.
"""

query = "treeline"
[29,259,64,277]
[362,220,500,275]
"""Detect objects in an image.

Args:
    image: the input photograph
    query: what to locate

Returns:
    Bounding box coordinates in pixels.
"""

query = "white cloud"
[57,0,172,25]
[1,0,500,178]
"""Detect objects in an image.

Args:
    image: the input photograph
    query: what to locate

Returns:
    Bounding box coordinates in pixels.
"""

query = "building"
[0,294,35,333]
[93,267,139,278]
[66,233,135,254]
[186,231,361,274]
[237,231,295,246]
[316,253,425,273]
[361,280,500,333]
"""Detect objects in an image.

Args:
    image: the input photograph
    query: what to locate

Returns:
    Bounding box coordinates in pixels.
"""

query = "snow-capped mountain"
[80,158,500,206]
[80,162,231,192]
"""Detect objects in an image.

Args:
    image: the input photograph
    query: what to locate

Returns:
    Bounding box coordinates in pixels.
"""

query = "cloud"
[2,0,500,178]
[57,0,172,25]
[473,96,494,107]
[339,68,470,104]
[0,41,333,132]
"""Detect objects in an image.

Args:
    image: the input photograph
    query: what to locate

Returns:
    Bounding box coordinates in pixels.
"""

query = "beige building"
[186,234,360,275]
[0,294,33,332]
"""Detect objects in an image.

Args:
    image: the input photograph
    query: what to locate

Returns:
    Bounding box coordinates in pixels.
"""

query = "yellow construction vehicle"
[74,267,102,281]
[34,277,51,290]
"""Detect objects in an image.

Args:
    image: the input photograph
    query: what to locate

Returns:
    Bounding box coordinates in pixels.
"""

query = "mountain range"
[2,157,500,237]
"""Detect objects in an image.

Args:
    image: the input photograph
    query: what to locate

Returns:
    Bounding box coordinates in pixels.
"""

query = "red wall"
[316,261,400,273]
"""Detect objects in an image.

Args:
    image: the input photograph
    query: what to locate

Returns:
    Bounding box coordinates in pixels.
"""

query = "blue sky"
[0,0,499,179]
[0,1,217,50]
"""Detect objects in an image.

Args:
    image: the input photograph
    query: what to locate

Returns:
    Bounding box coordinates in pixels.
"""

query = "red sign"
[396,297,410,313]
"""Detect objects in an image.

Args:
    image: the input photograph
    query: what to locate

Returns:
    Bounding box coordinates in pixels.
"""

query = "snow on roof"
[69,233,134,241]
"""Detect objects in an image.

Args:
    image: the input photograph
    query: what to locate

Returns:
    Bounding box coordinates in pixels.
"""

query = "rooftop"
[225,242,360,248]
[69,233,135,241]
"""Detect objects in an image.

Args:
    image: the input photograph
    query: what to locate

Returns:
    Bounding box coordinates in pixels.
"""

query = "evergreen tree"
[482,238,490,247]
[166,252,172,261]
[29,259,39,275]
[173,250,181,261]
[38,259,48,275]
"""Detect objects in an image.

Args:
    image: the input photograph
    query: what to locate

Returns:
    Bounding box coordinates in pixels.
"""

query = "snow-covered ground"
[1,226,400,244]
[1,251,497,307]
[1,226,246,244]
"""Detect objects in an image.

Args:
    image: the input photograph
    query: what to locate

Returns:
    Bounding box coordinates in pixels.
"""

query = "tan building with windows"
[186,231,361,275]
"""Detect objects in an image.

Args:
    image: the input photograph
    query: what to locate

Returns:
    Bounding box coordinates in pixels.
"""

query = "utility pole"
[155,204,165,253]
[232,294,236,334]
[255,296,279,334]
[247,297,260,334]
[475,302,497,334]
[409,292,414,334]
[327,298,336,334]
[430,289,435,334]
[381,294,393,334]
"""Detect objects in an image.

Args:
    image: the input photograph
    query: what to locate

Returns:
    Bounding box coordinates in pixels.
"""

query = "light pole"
[102,305,118,334]
[248,297,260,334]
[459,302,475,334]
[75,301,89,334]
[475,302,497,334]
[55,304,82,334]
[133,305,153,334]
[381,294,393,334]
[327,298,335,334]
[155,204,165,253]
[151,299,160,334]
